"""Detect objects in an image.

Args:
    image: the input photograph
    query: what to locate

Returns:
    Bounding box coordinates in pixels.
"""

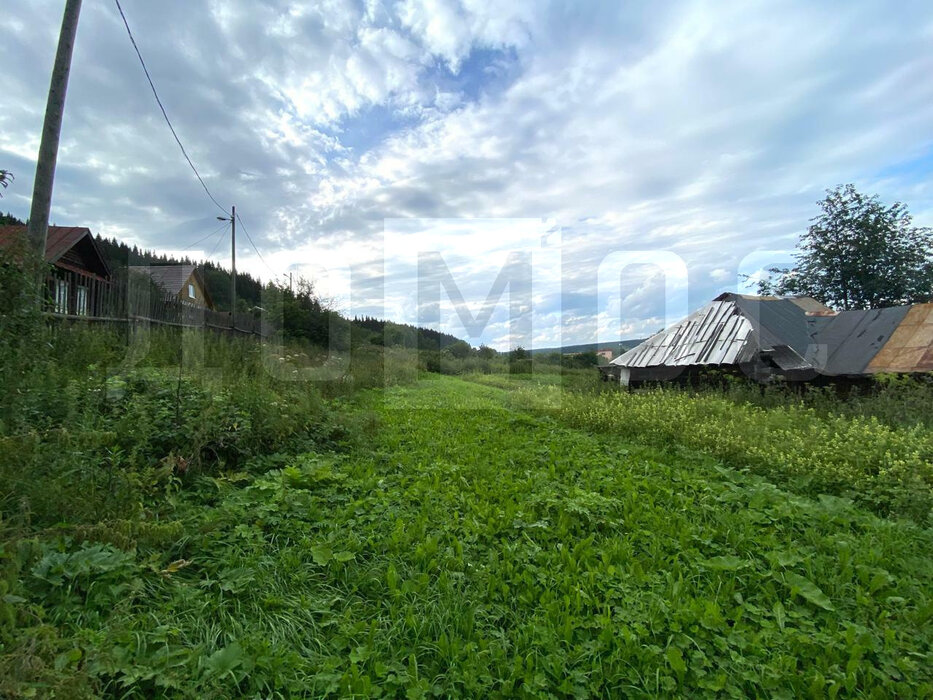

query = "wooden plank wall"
[44,270,273,338]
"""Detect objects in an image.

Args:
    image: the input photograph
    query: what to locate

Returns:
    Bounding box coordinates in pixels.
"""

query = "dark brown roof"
[0,225,111,279]
[1,225,84,261]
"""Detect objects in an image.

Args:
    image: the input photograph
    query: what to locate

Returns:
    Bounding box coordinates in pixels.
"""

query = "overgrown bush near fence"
[0,329,339,528]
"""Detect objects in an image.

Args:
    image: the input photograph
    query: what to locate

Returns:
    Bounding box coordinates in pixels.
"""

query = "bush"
[548,387,933,524]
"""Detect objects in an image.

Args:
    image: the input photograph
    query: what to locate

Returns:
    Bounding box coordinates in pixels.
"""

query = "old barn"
[602,292,933,386]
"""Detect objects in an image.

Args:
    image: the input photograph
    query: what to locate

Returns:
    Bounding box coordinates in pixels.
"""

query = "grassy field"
[490,378,933,526]
[2,365,932,697]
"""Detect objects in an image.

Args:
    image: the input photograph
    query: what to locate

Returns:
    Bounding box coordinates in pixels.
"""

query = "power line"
[235,211,275,275]
[113,0,226,215]
[114,0,278,277]
[180,220,230,252]
[205,222,229,260]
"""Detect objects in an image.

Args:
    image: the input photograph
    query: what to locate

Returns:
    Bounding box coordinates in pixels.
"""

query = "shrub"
[549,387,933,524]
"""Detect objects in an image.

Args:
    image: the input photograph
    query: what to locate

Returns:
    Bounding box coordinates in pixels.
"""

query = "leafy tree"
[0,170,11,197]
[564,351,600,369]
[444,340,472,359]
[759,184,933,309]
[509,346,529,361]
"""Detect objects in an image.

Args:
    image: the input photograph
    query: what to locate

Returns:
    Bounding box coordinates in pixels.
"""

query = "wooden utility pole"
[217,206,237,329]
[230,205,236,331]
[28,0,83,258]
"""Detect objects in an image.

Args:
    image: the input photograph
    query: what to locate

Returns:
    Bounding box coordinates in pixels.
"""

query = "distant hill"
[530,339,647,357]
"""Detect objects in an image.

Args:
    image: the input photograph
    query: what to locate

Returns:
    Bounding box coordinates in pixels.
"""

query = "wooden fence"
[44,268,274,338]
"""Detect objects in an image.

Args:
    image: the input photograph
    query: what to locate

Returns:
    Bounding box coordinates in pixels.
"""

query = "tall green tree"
[759,184,933,309]
[444,340,473,359]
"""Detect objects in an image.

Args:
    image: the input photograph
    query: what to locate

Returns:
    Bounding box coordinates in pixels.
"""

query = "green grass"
[3,376,931,697]
[511,382,933,525]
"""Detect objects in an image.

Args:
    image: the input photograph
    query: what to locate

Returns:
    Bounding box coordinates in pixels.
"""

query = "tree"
[444,340,472,359]
[0,212,25,226]
[509,346,530,361]
[759,184,933,309]
[0,170,12,197]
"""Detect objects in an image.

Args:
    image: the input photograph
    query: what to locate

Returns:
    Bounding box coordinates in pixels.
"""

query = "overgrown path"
[10,376,933,698]
[256,376,930,697]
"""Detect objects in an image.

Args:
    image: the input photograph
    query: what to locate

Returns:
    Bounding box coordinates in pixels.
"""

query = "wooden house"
[0,225,113,316]
[140,264,215,310]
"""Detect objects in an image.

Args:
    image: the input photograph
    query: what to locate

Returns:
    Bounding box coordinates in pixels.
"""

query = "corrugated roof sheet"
[732,295,815,357]
[789,296,834,313]
[609,293,933,378]
[610,299,756,368]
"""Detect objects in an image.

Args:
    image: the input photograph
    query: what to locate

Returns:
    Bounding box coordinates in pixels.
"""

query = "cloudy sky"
[2,0,932,348]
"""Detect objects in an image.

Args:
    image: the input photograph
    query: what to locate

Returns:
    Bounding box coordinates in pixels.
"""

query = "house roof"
[865,303,933,373]
[608,293,829,370]
[137,264,214,308]
[0,225,111,279]
[141,264,198,294]
[610,293,929,378]
[609,298,756,369]
[811,306,913,375]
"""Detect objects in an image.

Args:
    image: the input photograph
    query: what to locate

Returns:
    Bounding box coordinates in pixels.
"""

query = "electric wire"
[180,221,230,253]
[114,0,279,275]
[205,223,230,261]
[235,212,275,275]
[113,0,227,215]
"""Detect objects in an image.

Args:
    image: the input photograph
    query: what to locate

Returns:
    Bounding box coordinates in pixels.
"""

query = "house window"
[76,285,88,316]
[55,279,69,314]
[188,283,196,299]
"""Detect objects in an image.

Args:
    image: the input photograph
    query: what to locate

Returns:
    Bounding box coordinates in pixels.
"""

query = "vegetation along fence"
[44,267,273,338]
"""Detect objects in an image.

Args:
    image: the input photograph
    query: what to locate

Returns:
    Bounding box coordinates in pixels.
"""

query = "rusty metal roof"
[609,293,933,378]
[866,303,933,373]
[0,225,95,263]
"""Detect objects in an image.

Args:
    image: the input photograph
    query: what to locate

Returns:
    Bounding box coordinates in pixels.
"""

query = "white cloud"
[396,0,534,70]
[2,0,932,345]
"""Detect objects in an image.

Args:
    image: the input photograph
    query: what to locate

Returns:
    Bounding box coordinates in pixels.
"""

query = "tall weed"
[546,386,933,524]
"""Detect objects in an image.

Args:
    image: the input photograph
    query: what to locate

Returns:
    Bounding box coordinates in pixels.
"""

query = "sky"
[2,0,932,349]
